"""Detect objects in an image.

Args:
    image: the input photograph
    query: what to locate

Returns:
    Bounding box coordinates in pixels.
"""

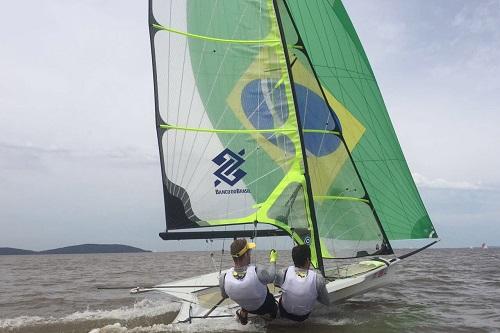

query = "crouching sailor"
[219,238,278,325]
[275,244,330,321]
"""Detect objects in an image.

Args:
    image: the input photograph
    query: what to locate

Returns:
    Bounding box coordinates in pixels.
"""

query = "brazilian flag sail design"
[149,0,438,267]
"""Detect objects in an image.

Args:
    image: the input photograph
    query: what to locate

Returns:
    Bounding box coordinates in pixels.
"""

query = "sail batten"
[153,24,281,44]
[160,124,339,135]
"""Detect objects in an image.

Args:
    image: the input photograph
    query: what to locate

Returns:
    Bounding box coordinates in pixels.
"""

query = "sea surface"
[1,248,499,333]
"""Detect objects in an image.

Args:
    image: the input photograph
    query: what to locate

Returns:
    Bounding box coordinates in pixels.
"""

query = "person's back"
[280,265,318,316]
[219,239,278,325]
[223,264,267,312]
[275,244,330,321]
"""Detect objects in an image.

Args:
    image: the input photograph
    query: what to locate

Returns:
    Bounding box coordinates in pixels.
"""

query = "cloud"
[413,172,483,190]
[447,1,500,69]
[420,186,500,247]
[373,21,408,54]
[95,147,158,167]
[0,141,157,172]
[0,142,69,171]
[452,0,500,33]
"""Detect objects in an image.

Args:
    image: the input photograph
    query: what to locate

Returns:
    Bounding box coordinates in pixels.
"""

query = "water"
[1,248,499,333]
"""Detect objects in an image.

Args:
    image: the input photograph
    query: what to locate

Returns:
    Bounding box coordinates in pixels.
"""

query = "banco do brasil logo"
[212,148,247,187]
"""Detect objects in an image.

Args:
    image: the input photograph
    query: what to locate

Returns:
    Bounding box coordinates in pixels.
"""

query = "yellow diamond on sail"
[226,49,365,197]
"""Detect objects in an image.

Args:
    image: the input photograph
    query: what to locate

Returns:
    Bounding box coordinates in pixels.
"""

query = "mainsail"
[149,0,438,272]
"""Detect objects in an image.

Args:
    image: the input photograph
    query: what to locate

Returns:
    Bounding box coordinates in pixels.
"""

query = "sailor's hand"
[269,249,278,263]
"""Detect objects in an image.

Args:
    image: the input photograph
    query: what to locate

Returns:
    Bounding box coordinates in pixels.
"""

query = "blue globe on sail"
[241,79,342,156]
[240,79,295,154]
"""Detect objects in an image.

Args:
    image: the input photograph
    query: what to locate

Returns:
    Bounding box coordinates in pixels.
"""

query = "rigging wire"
[271,228,277,294]
[252,221,258,266]
[218,227,227,275]
[207,239,218,272]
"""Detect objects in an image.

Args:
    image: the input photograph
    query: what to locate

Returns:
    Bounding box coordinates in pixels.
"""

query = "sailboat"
[139,0,439,323]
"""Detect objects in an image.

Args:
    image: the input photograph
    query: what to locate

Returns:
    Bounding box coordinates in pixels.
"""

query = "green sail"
[150,0,320,263]
[150,0,436,269]
[274,0,391,259]
[285,0,438,240]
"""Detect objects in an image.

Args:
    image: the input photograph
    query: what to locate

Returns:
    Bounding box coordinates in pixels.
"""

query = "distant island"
[0,244,151,256]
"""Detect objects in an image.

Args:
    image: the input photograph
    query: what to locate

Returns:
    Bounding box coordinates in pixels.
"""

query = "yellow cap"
[231,241,256,258]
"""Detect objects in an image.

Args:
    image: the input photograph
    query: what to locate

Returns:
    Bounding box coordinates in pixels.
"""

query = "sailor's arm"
[316,274,330,305]
[218,273,229,299]
[255,249,278,284]
[255,262,276,284]
[274,268,286,287]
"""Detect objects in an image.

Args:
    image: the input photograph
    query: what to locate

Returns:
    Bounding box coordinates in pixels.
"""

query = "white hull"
[327,258,398,303]
[144,258,399,323]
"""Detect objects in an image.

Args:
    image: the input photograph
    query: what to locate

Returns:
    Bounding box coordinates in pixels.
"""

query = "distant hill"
[0,247,36,255]
[0,244,150,255]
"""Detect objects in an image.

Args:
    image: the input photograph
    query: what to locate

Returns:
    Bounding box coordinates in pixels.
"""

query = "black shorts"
[278,298,310,322]
[246,289,277,316]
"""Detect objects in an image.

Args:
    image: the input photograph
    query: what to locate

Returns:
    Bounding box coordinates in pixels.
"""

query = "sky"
[0,0,499,252]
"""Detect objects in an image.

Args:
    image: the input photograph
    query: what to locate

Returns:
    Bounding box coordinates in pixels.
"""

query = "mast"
[279,0,393,254]
[272,0,325,275]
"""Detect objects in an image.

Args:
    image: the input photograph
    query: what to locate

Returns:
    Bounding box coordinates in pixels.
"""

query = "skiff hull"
[142,257,399,323]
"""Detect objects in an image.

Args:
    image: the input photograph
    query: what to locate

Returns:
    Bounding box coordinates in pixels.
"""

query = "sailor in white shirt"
[275,244,330,321]
[219,238,278,325]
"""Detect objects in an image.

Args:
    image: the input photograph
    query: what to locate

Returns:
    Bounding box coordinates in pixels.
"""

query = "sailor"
[275,244,329,321]
[219,238,278,325]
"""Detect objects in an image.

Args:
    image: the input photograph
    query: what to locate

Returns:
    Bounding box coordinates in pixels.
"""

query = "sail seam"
[153,24,280,45]
[314,196,369,203]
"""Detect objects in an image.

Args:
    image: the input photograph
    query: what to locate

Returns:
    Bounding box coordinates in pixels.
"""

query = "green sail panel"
[149,0,318,253]
[285,0,438,240]
[276,0,388,258]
